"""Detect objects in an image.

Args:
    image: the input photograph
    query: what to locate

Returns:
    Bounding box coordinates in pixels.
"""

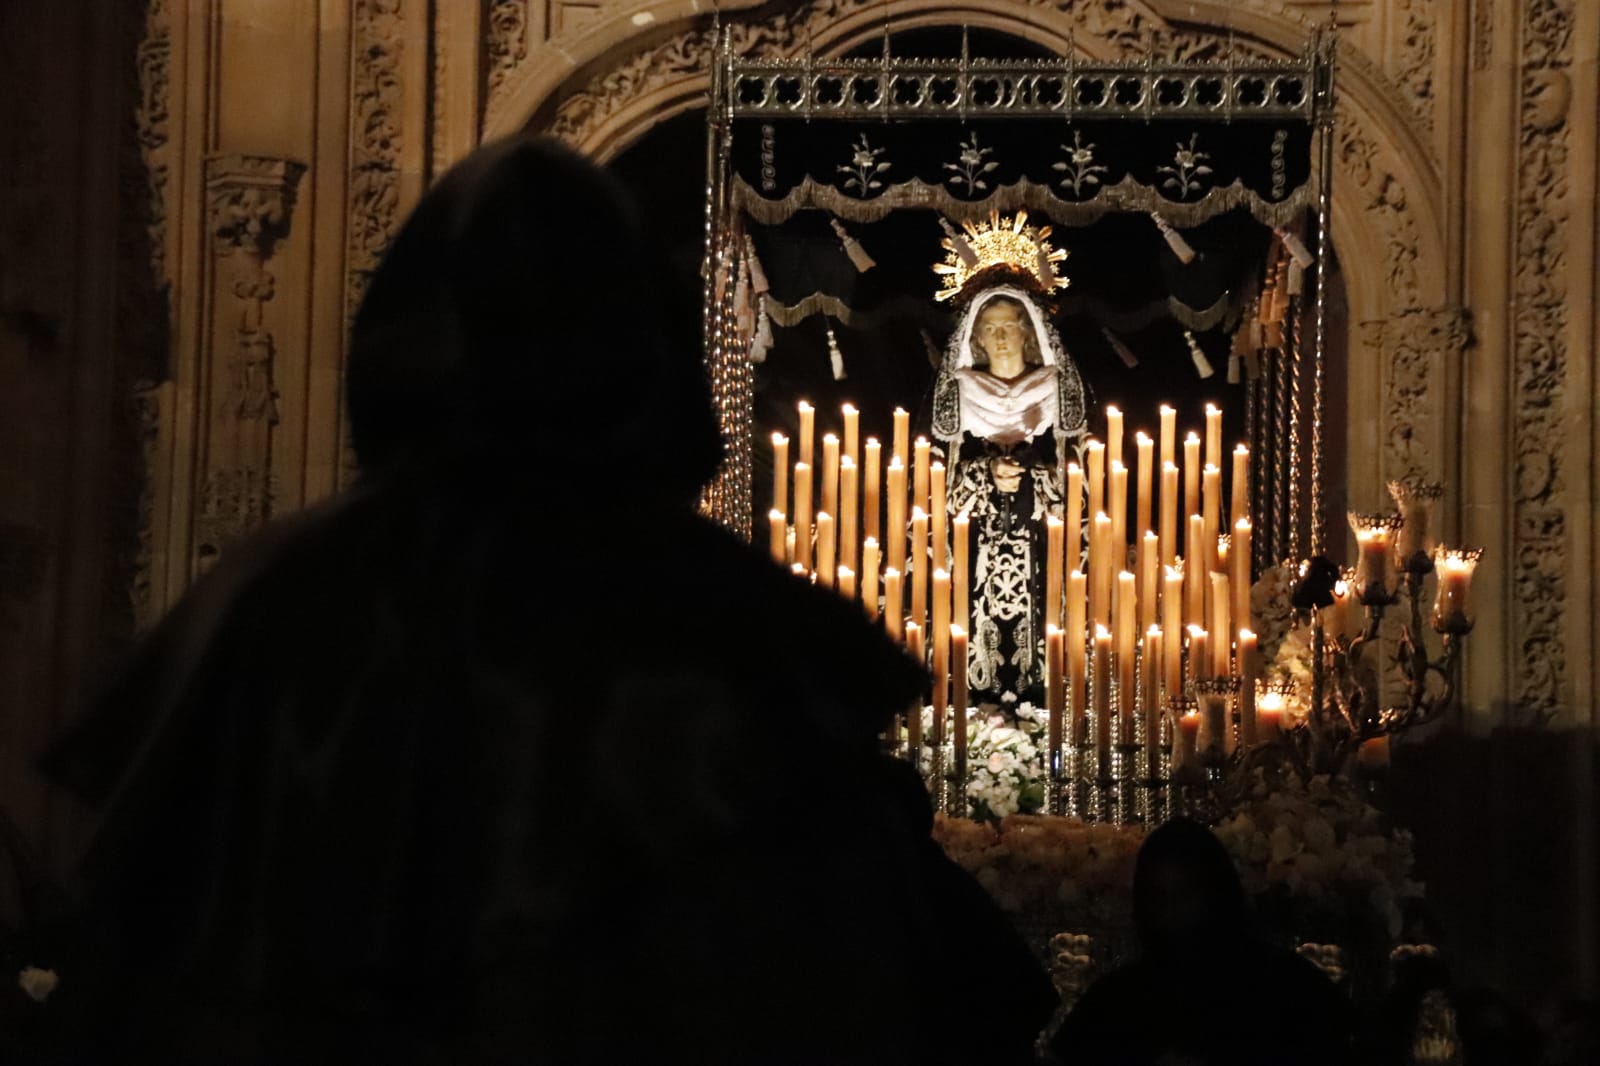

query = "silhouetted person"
[41,138,1055,1064]
[1051,817,1350,1066]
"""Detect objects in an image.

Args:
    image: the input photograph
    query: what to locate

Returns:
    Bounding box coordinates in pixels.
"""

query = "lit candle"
[839,456,859,578]
[1162,566,1184,696]
[1232,519,1253,634]
[1067,571,1088,744]
[1087,440,1106,522]
[1202,464,1222,572]
[837,565,856,601]
[1091,512,1113,628]
[1209,572,1231,677]
[1046,624,1064,771]
[886,458,907,577]
[1237,628,1259,746]
[1257,686,1285,742]
[1136,431,1154,543]
[1185,515,1206,629]
[1231,443,1250,531]
[905,621,924,750]
[1093,625,1113,766]
[884,568,904,640]
[1066,463,1084,575]
[1159,404,1177,472]
[913,436,931,518]
[769,509,788,565]
[1160,461,1179,573]
[1358,735,1391,770]
[1188,625,1209,683]
[952,624,969,780]
[1205,402,1222,473]
[816,512,835,589]
[821,433,840,519]
[1432,547,1481,634]
[772,432,790,514]
[1391,479,1444,564]
[1176,707,1200,772]
[1110,461,1129,559]
[1183,432,1202,546]
[1350,512,1401,604]
[909,507,929,635]
[932,571,949,749]
[1106,405,1124,470]
[1046,516,1065,632]
[798,401,815,472]
[862,538,881,619]
[1116,571,1137,742]
[1198,683,1228,757]
[864,438,881,551]
[930,461,948,573]
[842,403,860,469]
[953,511,970,637]
[1140,532,1160,631]
[1143,624,1164,748]
[892,407,910,467]
[1323,577,1355,640]
[793,462,813,573]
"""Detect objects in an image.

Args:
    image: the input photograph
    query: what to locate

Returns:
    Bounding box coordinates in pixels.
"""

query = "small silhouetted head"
[1133,817,1249,953]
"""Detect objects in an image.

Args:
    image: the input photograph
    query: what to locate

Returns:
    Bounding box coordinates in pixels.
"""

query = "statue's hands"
[991,456,1024,493]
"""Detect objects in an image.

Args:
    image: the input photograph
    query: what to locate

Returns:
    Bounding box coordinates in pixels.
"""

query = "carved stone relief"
[1360,308,1470,485]
[1393,0,1436,135]
[1510,0,1573,726]
[347,0,405,328]
[486,0,531,111]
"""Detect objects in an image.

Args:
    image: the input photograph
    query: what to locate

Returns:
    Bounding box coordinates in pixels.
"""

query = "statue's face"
[975,299,1027,374]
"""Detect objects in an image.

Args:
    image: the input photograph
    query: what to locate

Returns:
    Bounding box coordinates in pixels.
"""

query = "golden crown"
[933,210,1070,303]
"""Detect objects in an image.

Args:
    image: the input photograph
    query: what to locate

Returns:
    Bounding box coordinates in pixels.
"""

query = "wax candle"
[1046,624,1064,773]
[1162,566,1184,696]
[1139,531,1159,631]
[1091,512,1113,628]
[1143,625,1164,748]
[1198,685,1227,757]
[1066,463,1084,574]
[1046,516,1065,632]
[1136,431,1154,543]
[842,403,860,469]
[1232,519,1253,633]
[1237,628,1259,746]
[1116,571,1137,742]
[884,568,904,640]
[910,507,929,635]
[913,437,931,517]
[816,512,836,589]
[930,461,948,572]
[1159,404,1177,471]
[769,509,787,565]
[1110,461,1129,559]
[1183,432,1201,542]
[1106,405,1124,470]
[1257,687,1285,742]
[1093,625,1113,766]
[886,458,907,577]
[837,565,856,601]
[798,401,815,472]
[1391,479,1444,563]
[793,462,813,573]
[864,438,881,550]
[1067,571,1088,744]
[1160,461,1179,573]
[1432,547,1481,633]
[1176,708,1200,772]
[839,456,859,578]
[1202,464,1222,573]
[1087,441,1106,522]
[1231,444,1250,531]
[1188,625,1210,683]
[952,624,969,780]
[953,511,970,637]
[772,432,789,515]
[1209,572,1231,676]
[905,621,924,749]
[1205,403,1222,473]
[892,407,910,467]
[1185,515,1206,629]
[931,573,949,749]
[1323,577,1354,640]
[821,434,840,519]
[862,538,881,619]
[1350,512,1401,604]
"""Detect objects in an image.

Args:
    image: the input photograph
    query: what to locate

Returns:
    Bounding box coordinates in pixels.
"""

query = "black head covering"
[1133,817,1250,952]
[346,136,723,503]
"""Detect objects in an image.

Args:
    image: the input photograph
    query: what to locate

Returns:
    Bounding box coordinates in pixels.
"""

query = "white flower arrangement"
[918,701,1051,821]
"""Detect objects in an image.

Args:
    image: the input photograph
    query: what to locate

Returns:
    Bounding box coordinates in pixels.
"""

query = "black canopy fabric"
[732,118,1312,228]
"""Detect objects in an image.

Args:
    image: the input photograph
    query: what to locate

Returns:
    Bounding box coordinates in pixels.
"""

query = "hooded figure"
[42,139,1054,1063]
[933,282,1088,703]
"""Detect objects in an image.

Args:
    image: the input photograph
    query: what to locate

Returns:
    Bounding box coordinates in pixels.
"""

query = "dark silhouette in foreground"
[1051,817,1350,1066]
[40,138,1055,1064]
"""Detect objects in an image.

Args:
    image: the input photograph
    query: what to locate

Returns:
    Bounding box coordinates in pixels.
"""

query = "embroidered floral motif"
[1157,133,1214,200]
[943,131,999,194]
[836,134,889,195]
[1052,130,1110,197]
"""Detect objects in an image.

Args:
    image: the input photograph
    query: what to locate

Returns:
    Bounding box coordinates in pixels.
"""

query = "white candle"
[1162,566,1184,697]
[1136,431,1154,544]
[769,509,788,565]
[953,511,970,638]
[1110,461,1129,563]
[1232,519,1253,634]
[886,459,906,577]
[892,407,910,467]
[1231,443,1250,531]
[1205,402,1223,473]
[839,456,859,578]
[1160,461,1179,573]
[772,432,789,515]
[1046,515,1065,632]
[884,568,903,640]
[1066,462,1084,575]
[862,538,881,619]
[910,507,928,635]
[1067,571,1088,746]
[1159,404,1177,472]
[1237,628,1259,746]
[842,403,860,469]
[797,401,815,472]
[864,438,881,551]
[1106,405,1124,471]
[816,512,836,589]
[822,434,840,520]
[793,462,813,573]
[1086,441,1107,524]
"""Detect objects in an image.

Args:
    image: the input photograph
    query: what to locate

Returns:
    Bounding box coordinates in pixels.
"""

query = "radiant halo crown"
[932,209,1070,303]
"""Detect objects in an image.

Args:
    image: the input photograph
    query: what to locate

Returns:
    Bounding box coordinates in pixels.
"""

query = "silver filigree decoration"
[1157,133,1213,200]
[1052,130,1109,197]
[944,131,999,194]
[837,133,889,195]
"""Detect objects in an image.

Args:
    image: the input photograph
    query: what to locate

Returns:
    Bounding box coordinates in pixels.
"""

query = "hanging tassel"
[744,235,770,294]
[830,218,877,273]
[750,296,773,363]
[1227,353,1242,384]
[827,323,847,381]
[1184,331,1215,379]
[940,217,979,267]
[1244,348,1262,380]
[1287,258,1306,297]
[733,254,752,336]
[1151,212,1197,265]
[1101,326,1139,368]
[1275,226,1315,268]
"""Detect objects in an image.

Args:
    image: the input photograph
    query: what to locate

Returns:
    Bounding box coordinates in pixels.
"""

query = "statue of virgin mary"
[933,267,1087,704]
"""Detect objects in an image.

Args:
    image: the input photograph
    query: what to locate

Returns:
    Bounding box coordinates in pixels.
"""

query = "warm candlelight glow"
[1231,519,1253,634]
[930,461,948,574]
[821,434,840,519]
[1204,403,1222,473]
[884,567,904,640]
[863,438,881,551]
[1182,433,1201,552]
[793,462,813,573]
[1390,478,1444,564]
[1432,547,1482,634]
[1087,441,1107,522]
[1231,443,1250,531]
[1110,460,1129,555]
[1067,573,1088,744]
[953,511,970,638]
[816,512,836,589]
[772,432,789,515]
[862,538,881,619]
[1237,628,1258,746]
[797,401,815,472]
[1066,463,1084,575]
[1105,405,1124,469]
[1046,516,1065,632]
[910,507,929,635]
[841,403,860,469]
[1136,432,1154,544]
[892,407,910,467]
[886,458,907,577]
[1349,511,1403,604]
[1160,461,1179,573]
[769,509,787,565]
[839,456,859,577]
[1162,566,1184,696]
